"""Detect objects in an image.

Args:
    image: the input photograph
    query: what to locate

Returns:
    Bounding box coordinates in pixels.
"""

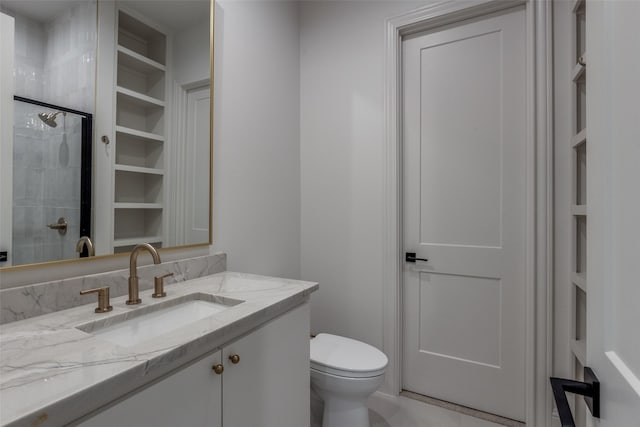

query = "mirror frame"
[0,0,214,273]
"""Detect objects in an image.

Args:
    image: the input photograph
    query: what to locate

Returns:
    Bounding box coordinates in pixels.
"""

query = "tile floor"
[311,390,514,427]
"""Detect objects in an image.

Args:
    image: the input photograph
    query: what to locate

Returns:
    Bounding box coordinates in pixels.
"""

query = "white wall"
[211,1,301,279]
[300,1,426,347]
[173,17,210,86]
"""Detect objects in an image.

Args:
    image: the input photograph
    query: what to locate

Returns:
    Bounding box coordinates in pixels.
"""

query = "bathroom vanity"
[0,272,317,426]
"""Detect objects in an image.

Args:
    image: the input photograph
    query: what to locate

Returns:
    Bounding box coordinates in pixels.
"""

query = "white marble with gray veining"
[0,271,318,427]
[0,253,227,324]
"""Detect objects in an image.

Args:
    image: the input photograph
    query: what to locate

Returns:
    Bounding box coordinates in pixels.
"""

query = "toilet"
[310,333,388,427]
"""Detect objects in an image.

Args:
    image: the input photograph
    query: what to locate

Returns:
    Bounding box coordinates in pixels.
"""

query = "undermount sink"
[76,293,243,347]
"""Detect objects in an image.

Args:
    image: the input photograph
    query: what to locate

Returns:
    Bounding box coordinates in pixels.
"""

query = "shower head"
[38,111,66,128]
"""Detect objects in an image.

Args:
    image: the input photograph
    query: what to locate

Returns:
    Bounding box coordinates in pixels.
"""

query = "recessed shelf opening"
[575,143,587,205]
[118,11,166,65]
[116,91,164,135]
[117,60,165,100]
[115,170,163,204]
[576,72,586,133]
[116,132,164,169]
[575,215,587,275]
[114,208,162,241]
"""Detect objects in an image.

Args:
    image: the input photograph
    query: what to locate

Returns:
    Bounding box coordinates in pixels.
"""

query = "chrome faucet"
[127,243,161,305]
[76,236,95,257]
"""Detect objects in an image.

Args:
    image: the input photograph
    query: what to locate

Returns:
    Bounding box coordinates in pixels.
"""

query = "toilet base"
[311,369,384,427]
[320,394,369,427]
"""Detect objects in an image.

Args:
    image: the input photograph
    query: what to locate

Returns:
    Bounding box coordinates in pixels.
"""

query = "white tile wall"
[8,1,96,265]
[12,102,83,265]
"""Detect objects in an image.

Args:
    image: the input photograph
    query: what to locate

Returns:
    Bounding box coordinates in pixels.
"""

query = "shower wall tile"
[0,254,227,324]
[12,101,85,265]
[11,0,96,108]
[13,13,45,101]
[9,1,95,266]
[42,0,97,113]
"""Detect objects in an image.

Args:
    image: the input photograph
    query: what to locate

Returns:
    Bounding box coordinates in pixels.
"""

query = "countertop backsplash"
[0,253,226,324]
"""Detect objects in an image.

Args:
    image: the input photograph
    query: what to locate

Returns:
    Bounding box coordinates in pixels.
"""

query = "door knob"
[405,252,428,263]
[228,354,240,364]
[212,364,224,375]
[550,367,600,427]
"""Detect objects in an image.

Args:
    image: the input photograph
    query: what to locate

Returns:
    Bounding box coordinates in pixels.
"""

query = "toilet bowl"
[310,333,388,427]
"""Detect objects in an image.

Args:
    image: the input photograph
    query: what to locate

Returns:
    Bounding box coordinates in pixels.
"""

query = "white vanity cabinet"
[79,302,310,427]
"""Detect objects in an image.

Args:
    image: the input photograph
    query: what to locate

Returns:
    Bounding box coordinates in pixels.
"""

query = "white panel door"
[185,85,210,244]
[585,0,640,425]
[402,8,527,421]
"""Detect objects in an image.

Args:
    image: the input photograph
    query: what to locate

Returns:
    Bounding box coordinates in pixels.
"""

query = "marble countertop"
[0,272,318,427]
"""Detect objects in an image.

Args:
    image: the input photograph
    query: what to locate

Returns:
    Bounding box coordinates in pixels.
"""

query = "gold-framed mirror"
[0,0,213,273]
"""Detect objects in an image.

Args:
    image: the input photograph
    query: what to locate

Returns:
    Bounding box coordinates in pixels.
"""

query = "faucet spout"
[127,243,161,305]
[76,236,95,257]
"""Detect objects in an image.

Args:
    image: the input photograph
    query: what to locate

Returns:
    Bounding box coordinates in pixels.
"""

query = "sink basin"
[76,293,243,347]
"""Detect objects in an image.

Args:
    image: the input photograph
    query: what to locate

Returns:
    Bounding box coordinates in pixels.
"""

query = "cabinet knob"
[212,364,224,375]
[228,354,240,364]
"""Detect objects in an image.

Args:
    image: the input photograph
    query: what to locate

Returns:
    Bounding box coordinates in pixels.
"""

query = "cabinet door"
[223,303,310,427]
[79,350,222,427]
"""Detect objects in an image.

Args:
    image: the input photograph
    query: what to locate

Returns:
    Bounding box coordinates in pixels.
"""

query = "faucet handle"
[152,273,174,298]
[80,286,113,313]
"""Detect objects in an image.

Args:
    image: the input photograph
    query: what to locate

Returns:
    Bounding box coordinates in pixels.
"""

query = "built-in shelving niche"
[113,208,163,250]
[118,11,166,66]
[115,127,164,169]
[111,9,167,251]
[569,1,587,425]
[114,169,163,204]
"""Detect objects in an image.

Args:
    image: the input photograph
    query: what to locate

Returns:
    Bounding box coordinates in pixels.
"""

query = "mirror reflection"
[0,0,212,268]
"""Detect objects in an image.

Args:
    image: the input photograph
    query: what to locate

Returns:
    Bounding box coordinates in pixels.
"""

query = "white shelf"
[113,236,163,247]
[116,86,165,108]
[115,164,164,175]
[116,126,164,143]
[571,204,587,216]
[572,128,587,148]
[572,62,585,82]
[117,45,165,73]
[572,272,587,292]
[114,203,163,209]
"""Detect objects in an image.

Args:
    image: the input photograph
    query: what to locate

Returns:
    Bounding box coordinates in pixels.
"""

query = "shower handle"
[47,217,68,235]
[405,252,428,263]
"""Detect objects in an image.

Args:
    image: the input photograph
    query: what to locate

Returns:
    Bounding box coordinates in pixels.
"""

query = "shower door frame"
[13,96,93,258]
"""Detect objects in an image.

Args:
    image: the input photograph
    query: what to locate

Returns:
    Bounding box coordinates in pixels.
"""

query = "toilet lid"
[310,333,388,378]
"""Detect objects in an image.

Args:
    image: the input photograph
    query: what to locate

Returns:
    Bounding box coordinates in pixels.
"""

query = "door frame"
[382,1,553,425]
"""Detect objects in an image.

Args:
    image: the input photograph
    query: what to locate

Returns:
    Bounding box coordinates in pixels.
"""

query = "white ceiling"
[120,1,209,31]
[0,0,208,29]
[1,0,82,23]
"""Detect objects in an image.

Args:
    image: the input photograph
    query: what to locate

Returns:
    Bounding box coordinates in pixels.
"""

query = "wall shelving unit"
[111,9,167,252]
[569,0,588,425]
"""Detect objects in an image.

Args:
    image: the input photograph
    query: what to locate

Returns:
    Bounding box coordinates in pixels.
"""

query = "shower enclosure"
[11,96,92,265]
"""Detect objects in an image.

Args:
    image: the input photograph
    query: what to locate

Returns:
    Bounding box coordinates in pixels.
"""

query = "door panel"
[185,85,210,244]
[402,8,527,421]
[586,0,640,424]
